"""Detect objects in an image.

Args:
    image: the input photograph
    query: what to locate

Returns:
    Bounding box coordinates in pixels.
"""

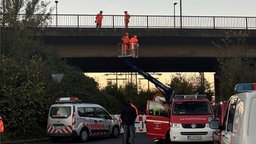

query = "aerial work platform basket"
[117,42,139,58]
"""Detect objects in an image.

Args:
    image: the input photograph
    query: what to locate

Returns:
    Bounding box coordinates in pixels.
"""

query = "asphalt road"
[14,133,155,144]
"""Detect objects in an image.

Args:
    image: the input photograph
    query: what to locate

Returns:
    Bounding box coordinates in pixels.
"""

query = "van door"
[221,98,237,144]
[146,100,170,139]
[48,105,73,135]
[95,107,112,135]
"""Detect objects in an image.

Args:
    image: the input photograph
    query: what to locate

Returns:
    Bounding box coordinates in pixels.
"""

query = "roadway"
[8,133,212,144]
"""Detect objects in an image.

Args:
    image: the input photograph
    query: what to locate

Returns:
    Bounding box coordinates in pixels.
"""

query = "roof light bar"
[55,97,81,103]
[234,83,256,93]
[174,94,207,99]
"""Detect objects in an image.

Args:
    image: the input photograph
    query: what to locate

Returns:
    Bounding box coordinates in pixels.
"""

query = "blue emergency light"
[234,83,256,93]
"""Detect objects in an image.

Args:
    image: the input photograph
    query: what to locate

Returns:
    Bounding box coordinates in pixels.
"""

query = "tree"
[170,73,194,94]
[213,31,256,101]
[0,0,104,141]
[169,73,214,99]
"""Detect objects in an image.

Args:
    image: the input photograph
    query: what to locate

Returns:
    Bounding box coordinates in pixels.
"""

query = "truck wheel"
[80,129,89,142]
[111,126,120,137]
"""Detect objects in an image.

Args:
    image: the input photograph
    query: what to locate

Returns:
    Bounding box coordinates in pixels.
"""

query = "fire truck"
[119,41,214,143]
[126,61,214,143]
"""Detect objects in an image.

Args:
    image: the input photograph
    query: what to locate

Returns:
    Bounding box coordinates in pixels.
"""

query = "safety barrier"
[112,114,147,133]
[2,14,256,29]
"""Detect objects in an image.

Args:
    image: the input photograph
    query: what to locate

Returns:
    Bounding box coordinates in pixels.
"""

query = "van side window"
[84,107,95,117]
[226,99,237,132]
[78,107,86,117]
[95,107,110,119]
[233,99,243,134]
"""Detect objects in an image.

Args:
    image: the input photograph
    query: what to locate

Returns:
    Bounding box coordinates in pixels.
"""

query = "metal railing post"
[245,17,248,30]
[213,17,216,29]
[147,16,149,28]
[113,15,115,28]
[77,15,80,28]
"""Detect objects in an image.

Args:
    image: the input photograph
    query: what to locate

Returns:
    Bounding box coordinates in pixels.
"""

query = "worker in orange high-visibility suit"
[95,11,103,29]
[0,116,4,133]
[0,116,4,142]
[121,32,130,55]
[124,11,130,29]
[129,35,138,57]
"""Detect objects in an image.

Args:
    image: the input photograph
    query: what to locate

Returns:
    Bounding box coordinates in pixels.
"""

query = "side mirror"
[209,119,220,129]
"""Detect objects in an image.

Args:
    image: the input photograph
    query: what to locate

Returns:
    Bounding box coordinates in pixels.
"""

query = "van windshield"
[172,101,212,115]
[50,106,71,118]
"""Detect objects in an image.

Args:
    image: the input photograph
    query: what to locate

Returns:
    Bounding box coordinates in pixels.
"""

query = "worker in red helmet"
[121,32,130,55]
[124,11,130,29]
[129,35,138,57]
[95,11,103,29]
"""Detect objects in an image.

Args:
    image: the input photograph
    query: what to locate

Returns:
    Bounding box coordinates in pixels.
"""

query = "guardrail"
[48,14,256,29]
[3,14,256,29]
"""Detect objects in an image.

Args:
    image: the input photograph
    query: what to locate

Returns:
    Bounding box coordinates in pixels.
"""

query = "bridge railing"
[5,14,256,29]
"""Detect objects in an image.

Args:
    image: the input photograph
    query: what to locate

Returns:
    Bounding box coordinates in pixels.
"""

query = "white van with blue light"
[47,97,120,142]
[210,83,256,144]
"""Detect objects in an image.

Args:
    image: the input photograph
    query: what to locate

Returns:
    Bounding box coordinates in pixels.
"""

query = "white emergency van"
[47,97,120,142]
[210,83,256,144]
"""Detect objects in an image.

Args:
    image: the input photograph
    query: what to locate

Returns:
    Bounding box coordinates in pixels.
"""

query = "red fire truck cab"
[146,94,215,143]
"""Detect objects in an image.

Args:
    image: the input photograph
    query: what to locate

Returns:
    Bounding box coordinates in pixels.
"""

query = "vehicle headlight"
[172,123,181,128]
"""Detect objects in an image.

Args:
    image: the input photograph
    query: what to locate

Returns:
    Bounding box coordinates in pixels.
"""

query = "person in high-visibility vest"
[129,35,138,57]
[95,11,103,29]
[0,116,4,133]
[124,11,130,29]
[121,32,130,55]
[0,115,4,143]
[121,100,137,144]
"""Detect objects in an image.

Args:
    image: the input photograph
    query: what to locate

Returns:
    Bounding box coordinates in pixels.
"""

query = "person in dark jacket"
[121,100,137,144]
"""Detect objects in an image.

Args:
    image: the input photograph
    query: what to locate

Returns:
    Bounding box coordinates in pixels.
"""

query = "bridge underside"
[43,28,256,73]
[66,57,217,72]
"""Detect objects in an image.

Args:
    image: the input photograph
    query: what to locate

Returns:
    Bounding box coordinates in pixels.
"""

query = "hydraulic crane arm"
[126,60,174,102]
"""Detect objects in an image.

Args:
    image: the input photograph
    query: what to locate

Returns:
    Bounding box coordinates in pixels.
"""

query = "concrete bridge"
[32,14,256,72]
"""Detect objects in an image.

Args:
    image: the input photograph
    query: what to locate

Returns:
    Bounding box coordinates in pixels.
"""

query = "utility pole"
[179,0,182,29]
[173,2,177,28]
[55,1,58,27]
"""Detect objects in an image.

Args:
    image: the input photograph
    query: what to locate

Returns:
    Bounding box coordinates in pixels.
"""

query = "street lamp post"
[179,0,182,29]
[55,1,58,27]
[173,2,177,28]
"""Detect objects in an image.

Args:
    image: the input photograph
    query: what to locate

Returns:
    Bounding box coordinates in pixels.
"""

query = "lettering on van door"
[84,122,104,129]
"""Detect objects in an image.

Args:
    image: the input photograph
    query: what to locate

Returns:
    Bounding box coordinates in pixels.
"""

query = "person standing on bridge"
[95,11,103,29]
[121,100,138,144]
[121,32,130,55]
[124,11,130,29]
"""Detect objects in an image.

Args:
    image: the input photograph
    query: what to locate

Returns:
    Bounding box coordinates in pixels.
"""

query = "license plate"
[55,126,63,130]
[187,135,202,140]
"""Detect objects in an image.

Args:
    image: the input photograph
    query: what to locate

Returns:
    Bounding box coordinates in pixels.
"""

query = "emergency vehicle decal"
[83,121,105,129]
[146,119,170,124]
[47,125,72,134]
[172,116,208,123]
